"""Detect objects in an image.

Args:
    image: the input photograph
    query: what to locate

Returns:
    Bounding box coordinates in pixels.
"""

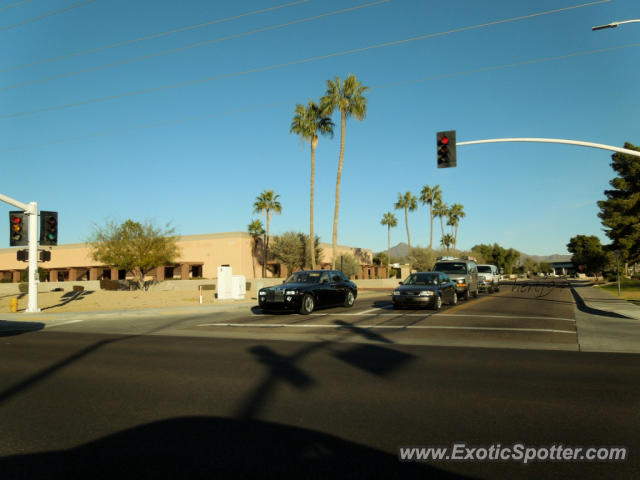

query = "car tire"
[450,292,458,305]
[463,289,471,301]
[488,285,494,294]
[472,287,479,298]
[299,294,315,315]
[432,295,442,310]
[344,289,355,308]
[392,303,401,310]
[495,283,500,292]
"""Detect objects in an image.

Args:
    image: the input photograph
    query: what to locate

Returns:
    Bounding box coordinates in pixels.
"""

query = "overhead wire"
[0,0,312,73]
[0,0,616,120]
[2,43,636,152]
[0,0,39,13]
[1,0,393,91]
[0,0,95,32]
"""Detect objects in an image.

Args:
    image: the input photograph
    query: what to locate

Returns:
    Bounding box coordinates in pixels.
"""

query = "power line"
[1,0,393,91]
[0,0,38,13]
[2,43,636,152]
[0,0,615,120]
[0,0,95,32]
[0,0,311,73]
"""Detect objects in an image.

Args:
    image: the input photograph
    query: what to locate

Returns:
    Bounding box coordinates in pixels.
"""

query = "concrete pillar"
[180,263,189,280]
[110,268,119,280]
[156,266,165,281]
[69,269,77,281]
[280,264,288,278]
[89,268,99,281]
[12,270,21,283]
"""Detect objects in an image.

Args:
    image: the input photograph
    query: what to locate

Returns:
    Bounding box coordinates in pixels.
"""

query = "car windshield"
[403,273,439,285]
[285,272,322,284]
[434,263,467,274]
[477,266,492,273]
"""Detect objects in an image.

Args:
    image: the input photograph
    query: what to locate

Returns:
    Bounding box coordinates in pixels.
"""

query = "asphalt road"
[0,283,638,478]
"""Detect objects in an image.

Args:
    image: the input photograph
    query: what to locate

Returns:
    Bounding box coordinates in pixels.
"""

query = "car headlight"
[456,279,465,284]
[285,290,298,295]
[259,291,266,296]
[393,290,400,296]
[419,291,434,296]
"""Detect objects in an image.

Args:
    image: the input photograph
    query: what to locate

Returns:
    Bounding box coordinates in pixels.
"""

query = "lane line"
[355,308,380,315]
[279,311,574,321]
[197,323,576,334]
[45,320,84,328]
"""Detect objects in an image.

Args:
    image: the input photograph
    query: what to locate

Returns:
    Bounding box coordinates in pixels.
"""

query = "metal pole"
[616,253,621,297]
[26,201,40,312]
[456,138,640,158]
[592,19,640,30]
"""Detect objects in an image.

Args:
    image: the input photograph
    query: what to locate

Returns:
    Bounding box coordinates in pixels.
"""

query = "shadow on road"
[0,320,44,337]
[0,416,465,479]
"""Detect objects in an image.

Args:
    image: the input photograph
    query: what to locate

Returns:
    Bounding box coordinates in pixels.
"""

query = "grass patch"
[600,279,640,301]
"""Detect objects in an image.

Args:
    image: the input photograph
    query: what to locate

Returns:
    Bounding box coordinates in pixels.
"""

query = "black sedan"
[258,270,357,314]
[391,272,457,310]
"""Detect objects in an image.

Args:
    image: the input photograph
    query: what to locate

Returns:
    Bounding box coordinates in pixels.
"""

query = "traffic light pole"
[455,138,640,158]
[0,193,39,313]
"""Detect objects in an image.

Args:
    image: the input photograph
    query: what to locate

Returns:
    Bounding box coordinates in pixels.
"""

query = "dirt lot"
[0,289,253,314]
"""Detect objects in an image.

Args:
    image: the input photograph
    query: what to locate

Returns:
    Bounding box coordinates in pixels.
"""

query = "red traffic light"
[441,136,449,145]
[10,215,21,224]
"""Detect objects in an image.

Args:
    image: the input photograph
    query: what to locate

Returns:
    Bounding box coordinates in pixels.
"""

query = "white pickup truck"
[477,264,500,293]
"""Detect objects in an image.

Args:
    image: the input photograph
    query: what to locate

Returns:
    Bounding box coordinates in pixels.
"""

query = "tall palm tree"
[321,74,369,269]
[253,190,282,277]
[380,211,398,276]
[247,219,265,279]
[433,200,448,249]
[448,203,466,250]
[290,101,334,269]
[394,191,417,253]
[419,184,442,250]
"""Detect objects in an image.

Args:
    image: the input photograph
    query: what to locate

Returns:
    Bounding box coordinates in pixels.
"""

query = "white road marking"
[355,308,380,315]
[197,323,575,334]
[45,319,84,328]
[432,313,576,322]
[301,311,574,321]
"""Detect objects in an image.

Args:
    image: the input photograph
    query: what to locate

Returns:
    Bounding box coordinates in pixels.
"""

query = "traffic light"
[40,211,58,246]
[437,130,457,168]
[17,249,28,261]
[9,211,28,246]
[39,250,51,262]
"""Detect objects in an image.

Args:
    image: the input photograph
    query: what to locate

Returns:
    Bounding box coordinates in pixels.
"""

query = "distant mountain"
[386,242,409,259]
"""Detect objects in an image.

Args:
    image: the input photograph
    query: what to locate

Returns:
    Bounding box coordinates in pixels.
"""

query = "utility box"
[231,275,246,300]
[217,265,233,300]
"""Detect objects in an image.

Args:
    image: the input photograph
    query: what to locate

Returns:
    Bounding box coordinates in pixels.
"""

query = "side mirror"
[398,281,403,285]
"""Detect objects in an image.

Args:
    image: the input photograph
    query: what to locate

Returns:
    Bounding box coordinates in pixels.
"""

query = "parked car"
[392,272,457,310]
[432,258,479,300]
[258,270,357,314]
[477,264,501,293]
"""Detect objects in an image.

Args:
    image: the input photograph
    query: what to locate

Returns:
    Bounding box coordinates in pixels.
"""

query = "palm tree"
[380,212,398,276]
[394,191,417,253]
[419,184,442,250]
[448,203,466,250]
[253,190,282,277]
[441,233,455,251]
[290,101,334,269]
[247,219,265,279]
[433,200,448,248]
[321,74,369,269]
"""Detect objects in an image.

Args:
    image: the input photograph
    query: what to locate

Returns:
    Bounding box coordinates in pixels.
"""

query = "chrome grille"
[266,290,284,302]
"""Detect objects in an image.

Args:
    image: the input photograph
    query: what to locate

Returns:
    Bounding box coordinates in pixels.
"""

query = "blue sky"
[1,0,638,256]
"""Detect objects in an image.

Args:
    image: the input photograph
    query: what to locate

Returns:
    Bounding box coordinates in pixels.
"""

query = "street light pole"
[592,19,640,31]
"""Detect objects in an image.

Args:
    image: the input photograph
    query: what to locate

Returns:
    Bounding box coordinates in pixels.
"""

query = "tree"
[270,232,322,275]
[410,247,436,272]
[447,203,466,250]
[597,142,640,265]
[419,184,442,250]
[380,211,397,277]
[247,219,265,279]
[321,74,369,269]
[471,243,520,274]
[441,233,455,251]
[337,253,360,278]
[88,219,179,290]
[567,235,608,279]
[394,191,417,253]
[253,190,282,277]
[433,200,448,248]
[290,101,334,269]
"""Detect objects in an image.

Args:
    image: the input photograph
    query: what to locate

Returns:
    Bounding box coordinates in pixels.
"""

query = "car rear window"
[433,263,467,274]
[477,266,492,273]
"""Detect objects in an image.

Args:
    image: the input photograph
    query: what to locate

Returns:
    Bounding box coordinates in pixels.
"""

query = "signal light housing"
[437,130,457,168]
[40,211,58,246]
[9,211,28,246]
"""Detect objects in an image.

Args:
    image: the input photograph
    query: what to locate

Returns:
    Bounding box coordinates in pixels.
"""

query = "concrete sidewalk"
[570,282,640,353]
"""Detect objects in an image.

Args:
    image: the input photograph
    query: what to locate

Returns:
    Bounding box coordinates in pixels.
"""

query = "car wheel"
[432,295,442,310]
[450,292,458,305]
[495,284,500,292]
[299,294,315,315]
[344,290,355,308]
[488,285,494,294]
[463,289,471,301]
[472,287,479,298]
[392,303,401,310]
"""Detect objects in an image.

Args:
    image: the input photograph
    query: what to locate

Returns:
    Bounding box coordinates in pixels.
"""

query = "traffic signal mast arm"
[455,138,640,158]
